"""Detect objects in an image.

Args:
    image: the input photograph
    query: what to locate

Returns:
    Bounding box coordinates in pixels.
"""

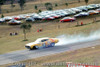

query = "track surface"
[0,39,100,65]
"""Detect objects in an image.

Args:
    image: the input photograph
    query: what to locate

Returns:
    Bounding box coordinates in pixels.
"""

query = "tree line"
[0,0,89,14]
[0,0,26,14]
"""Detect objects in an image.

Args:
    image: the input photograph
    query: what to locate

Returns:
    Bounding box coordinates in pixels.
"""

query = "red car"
[42,16,55,20]
[60,17,76,22]
[96,9,100,13]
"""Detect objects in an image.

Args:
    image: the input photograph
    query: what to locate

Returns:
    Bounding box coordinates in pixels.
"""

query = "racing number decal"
[48,41,51,45]
[42,43,46,48]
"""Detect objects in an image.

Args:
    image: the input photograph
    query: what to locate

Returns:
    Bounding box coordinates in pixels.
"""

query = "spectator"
[10,32,18,36]
[39,28,43,32]
[10,33,12,36]
[37,29,39,32]
[15,32,18,35]
[81,22,83,26]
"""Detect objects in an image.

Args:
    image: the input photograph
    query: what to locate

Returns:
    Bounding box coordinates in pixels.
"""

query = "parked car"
[88,10,99,15]
[89,4,99,9]
[70,8,82,13]
[60,17,76,22]
[4,16,12,21]
[25,17,35,22]
[13,16,22,20]
[50,14,61,19]
[76,6,88,11]
[25,37,59,50]
[8,19,21,25]
[74,12,89,18]
[42,15,55,20]
[96,8,100,13]
[0,18,5,23]
[64,9,76,15]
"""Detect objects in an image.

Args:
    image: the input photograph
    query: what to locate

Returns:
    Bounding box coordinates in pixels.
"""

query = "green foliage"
[38,9,42,13]
[0,0,6,14]
[20,23,32,40]
[27,24,32,31]
[0,0,5,5]
[18,0,26,11]
[55,3,58,7]
[11,0,14,5]
[34,5,38,10]
[85,0,89,5]
[6,11,9,13]
[11,0,15,8]
[1,14,4,18]
[45,2,53,10]
[65,3,68,6]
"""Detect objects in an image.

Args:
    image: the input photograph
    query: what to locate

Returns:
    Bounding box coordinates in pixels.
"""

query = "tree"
[18,0,26,11]
[11,0,15,11]
[38,9,42,13]
[45,3,53,10]
[65,3,68,7]
[34,5,38,10]
[0,0,5,14]
[85,0,89,5]
[78,0,80,3]
[55,3,58,7]
[1,14,4,18]
[27,24,32,32]
[20,23,32,41]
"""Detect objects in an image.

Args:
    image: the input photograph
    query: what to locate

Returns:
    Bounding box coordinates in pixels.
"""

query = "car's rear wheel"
[51,43,55,47]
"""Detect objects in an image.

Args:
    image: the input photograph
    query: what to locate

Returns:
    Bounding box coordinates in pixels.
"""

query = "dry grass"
[0,0,100,54]
[1,0,100,16]
[0,18,100,54]
[0,0,100,66]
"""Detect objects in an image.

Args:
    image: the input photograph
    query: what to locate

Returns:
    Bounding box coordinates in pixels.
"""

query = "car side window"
[41,39,48,42]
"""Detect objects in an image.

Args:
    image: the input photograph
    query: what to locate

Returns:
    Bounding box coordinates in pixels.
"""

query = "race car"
[25,37,59,50]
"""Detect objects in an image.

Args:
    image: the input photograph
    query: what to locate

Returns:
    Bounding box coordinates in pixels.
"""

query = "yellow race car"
[25,37,59,50]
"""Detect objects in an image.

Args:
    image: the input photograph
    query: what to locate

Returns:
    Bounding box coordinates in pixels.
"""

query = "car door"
[41,39,49,48]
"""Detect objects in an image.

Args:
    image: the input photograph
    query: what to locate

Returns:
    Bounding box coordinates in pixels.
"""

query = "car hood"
[26,42,38,46]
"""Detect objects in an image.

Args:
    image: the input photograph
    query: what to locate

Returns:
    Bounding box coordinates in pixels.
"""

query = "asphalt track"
[0,39,100,65]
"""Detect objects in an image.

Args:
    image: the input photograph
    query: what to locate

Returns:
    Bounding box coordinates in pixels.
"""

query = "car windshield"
[41,39,49,42]
[63,17,71,19]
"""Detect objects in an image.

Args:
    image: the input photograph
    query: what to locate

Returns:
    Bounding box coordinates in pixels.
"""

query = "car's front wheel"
[30,46,39,50]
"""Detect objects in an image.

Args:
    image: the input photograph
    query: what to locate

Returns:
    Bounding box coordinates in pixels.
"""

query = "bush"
[45,2,53,10]
[1,14,4,18]
[6,11,9,13]
[34,5,38,10]
[11,5,15,7]
[48,8,53,10]
[55,3,58,7]
[65,3,68,6]
[38,9,42,13]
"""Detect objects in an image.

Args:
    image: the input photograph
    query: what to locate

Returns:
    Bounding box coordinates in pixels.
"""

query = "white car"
[25,37,59,50]
[74,12,89,18]
[4,16,12,21]
[8,19,21,25]
[25,17,35,22]
[0,18,5,23]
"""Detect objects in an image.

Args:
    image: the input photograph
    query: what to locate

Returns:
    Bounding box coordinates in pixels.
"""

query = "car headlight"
[25,46,31,49]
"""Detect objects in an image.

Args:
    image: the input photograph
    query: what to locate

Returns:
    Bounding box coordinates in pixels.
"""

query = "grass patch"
[1,0,99,16]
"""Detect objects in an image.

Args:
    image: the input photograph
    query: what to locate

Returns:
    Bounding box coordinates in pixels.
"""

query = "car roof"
[35,37,49,42]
